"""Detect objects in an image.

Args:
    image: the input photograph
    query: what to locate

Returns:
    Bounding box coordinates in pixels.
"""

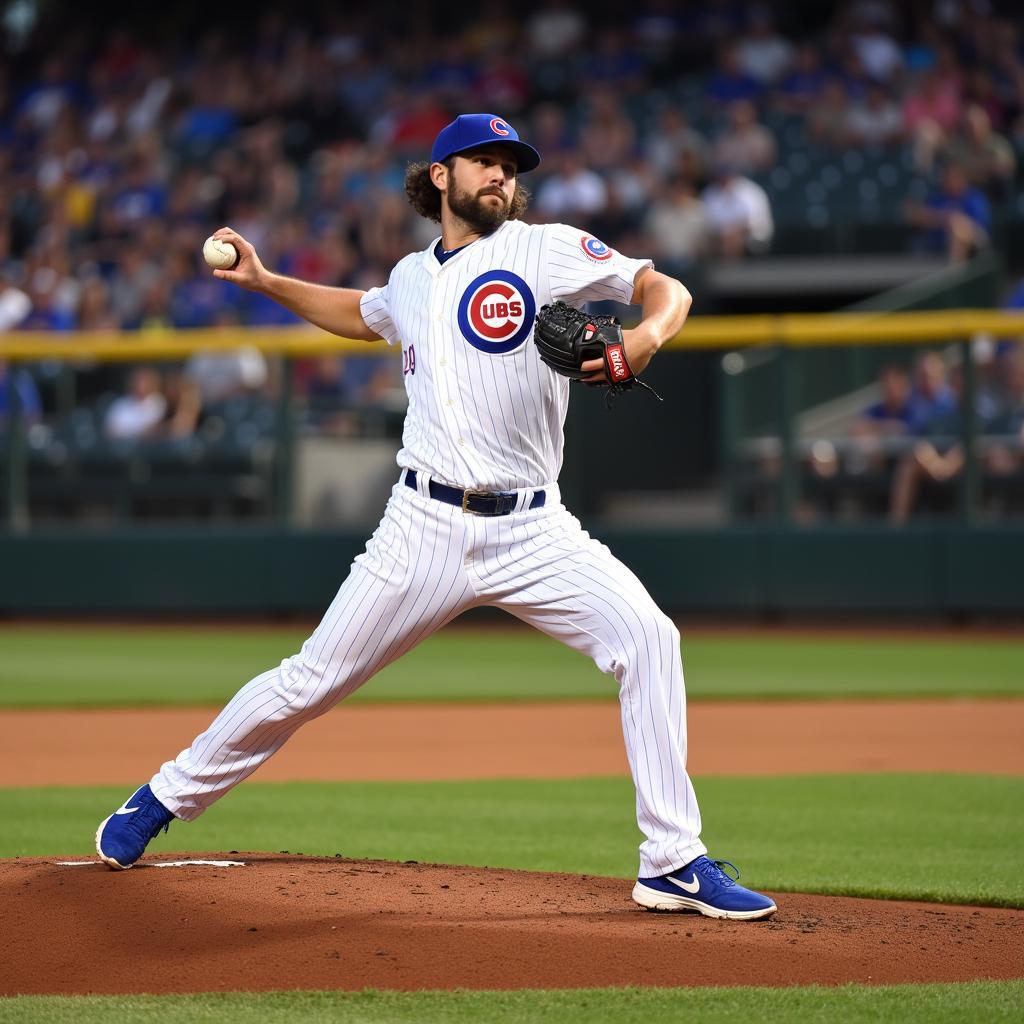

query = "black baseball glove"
[533,301,660,402]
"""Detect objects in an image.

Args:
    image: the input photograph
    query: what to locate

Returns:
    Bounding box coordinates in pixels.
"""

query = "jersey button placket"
[431,281,461,445]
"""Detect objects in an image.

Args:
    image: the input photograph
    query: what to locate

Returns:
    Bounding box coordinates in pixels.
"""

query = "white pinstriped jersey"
[360,220,652,491]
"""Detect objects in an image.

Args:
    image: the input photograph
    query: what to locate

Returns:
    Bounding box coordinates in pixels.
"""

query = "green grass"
[2,983,1023,1024]
[0,627,1022,707]
[5,774,1022,906]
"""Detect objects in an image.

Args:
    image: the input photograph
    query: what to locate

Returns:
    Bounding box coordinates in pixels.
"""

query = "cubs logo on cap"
[431,114,541,173]
[580,235,614,261]
[457,270,536,354]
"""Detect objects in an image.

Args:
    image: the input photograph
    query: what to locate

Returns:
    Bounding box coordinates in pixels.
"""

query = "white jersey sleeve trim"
[360,285,400,346]
[545,223,653,307]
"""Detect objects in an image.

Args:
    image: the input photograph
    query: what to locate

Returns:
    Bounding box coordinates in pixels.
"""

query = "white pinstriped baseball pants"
[151,474,707,877]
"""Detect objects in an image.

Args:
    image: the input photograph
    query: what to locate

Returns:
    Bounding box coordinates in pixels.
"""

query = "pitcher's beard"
[447,186,510,233]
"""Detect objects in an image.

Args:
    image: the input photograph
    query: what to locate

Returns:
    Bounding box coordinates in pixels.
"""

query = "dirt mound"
[2,855,1021,995]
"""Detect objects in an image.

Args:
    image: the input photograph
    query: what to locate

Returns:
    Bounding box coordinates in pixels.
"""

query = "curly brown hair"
[404,158,531,223]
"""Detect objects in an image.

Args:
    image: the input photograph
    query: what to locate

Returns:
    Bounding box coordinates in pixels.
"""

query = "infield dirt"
[1,698,1021,786]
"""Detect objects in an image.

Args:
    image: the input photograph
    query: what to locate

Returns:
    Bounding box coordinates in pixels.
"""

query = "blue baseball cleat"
[95,784,175,870]
[632,856,777,920]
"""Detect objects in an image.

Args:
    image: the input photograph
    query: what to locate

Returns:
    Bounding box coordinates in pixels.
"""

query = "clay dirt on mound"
[2,855,1021,995]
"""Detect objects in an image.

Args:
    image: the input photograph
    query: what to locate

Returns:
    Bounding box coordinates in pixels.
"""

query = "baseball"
[203,236,238,270]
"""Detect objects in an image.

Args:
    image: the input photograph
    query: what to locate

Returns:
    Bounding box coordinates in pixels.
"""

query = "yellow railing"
[3,309,1023,361]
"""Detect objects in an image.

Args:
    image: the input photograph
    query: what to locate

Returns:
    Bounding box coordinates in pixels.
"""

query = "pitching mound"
[2,855,1022,994]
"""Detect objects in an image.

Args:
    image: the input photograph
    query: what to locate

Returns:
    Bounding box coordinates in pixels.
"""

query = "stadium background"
[1,0,1023,615]
[1,2,1023,1022]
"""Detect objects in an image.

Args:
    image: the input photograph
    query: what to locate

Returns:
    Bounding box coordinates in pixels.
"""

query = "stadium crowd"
[2,0,1024,521]
[801,343,1024,521]
[3,0,1023,338]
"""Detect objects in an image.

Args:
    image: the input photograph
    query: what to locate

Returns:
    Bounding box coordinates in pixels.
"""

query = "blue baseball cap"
[430,113,541,174]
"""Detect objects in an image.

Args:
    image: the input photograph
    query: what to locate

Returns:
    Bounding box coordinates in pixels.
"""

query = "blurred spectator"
[475,52,530,115]
[175,72,240,157]
[420,40,477,108]
[939,104,1016,197]
[109,152,167,230]
[830,363,915,511]
[712,100,777,175]
[905,163,990,263]
[904,59,964,171]
[104,366,166,440]
[76,276,119,331]
[906,351,958,434]
[525,0,587,57]
[579,90,637,172]
[843,81,905,148]
[108,240,163,327]
[889,357,999,523]
[701,162,774,258]
[19,265,75,330]
[735,7,793,85]
[707,43,764,106]
[643,107,707,181]
[184,345,269,407]
[588,185,640,253]
[806,80,854,148]
[169,255,243,329]
[774,43,829,114]
[985,349,1024,476]
[305,354,357,406]
[529,103,575,161]
[536,153,608,220]
[300,353,397,433]
[888,352,958,523]
[0,361,42,426]
[378,92,451,156]
[849,9,904,82]
[0,274,31,329]
[852,365,913,437]
[889,435,964,523]
[963,67,1009,131]
[642,175,708,269]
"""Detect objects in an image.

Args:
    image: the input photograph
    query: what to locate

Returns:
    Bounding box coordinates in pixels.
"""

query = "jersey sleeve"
[545,223,653,306]
[359,284,400,346]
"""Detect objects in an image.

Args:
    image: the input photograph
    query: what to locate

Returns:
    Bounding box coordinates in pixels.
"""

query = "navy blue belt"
[404,470,545,516]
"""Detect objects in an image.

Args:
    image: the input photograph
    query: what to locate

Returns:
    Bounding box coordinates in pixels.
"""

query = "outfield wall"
[3,526,1021,616]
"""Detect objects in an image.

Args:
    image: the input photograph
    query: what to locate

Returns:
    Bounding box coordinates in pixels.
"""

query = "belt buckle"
[461,488,492,515]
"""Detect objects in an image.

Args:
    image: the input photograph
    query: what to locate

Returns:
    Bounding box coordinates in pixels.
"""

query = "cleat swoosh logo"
[114,804,140,815]
[667,873,700,894]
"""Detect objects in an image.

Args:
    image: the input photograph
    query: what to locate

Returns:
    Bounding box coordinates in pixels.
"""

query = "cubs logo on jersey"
[457,270,536,354]
[580,235,614,261]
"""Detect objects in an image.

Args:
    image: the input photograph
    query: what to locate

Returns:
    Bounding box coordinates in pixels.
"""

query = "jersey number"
[403,345,416,376]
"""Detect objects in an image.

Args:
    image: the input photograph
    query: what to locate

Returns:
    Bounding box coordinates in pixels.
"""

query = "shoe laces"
[126,799,173,841]
[701,858,742,886]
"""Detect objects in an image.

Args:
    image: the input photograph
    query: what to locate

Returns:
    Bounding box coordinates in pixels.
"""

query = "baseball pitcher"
[96,113,776,920]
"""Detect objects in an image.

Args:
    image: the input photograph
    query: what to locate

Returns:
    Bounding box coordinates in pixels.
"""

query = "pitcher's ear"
[429,161,449,191]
